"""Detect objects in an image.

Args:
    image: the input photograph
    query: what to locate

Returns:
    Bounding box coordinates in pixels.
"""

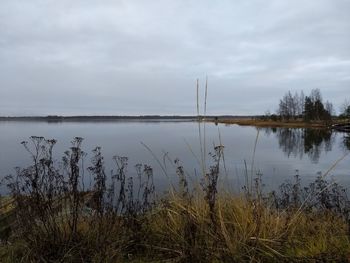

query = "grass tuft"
[0,136,349,262]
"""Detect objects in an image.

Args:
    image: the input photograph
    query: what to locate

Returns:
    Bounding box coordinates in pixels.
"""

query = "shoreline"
[0,116,348,131]
[0,115,241,122]
[212,118,330,128]
[212,118,350,129]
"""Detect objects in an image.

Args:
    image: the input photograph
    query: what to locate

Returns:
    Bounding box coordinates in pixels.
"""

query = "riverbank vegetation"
[215,89,349,128]
[214,118,330,128]
[0,136,350,262]
[277,89,333,122]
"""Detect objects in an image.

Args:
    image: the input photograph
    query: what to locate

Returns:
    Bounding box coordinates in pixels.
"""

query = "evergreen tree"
[303,96,313,121]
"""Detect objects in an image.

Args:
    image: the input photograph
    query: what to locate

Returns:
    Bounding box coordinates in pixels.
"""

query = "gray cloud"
[0,0,349,115]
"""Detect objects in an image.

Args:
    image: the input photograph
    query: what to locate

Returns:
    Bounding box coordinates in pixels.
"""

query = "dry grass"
[1,191,350,262]
[213,118,329,128]
[143,192,350,262]
[1,136,350,262]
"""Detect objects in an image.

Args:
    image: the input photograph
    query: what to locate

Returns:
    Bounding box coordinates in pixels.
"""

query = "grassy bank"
[214,118,327,128]
[0,136,350,262]
[1,191,350,262]
[211,117,350,128]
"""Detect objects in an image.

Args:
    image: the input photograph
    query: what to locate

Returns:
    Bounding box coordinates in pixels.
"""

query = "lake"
[0,120,349,193]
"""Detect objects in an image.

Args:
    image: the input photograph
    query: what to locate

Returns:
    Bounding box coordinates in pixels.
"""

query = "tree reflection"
[263,128,336,163]
[276,128,304,159]
[303,129,333,163]
[343,134,350,151]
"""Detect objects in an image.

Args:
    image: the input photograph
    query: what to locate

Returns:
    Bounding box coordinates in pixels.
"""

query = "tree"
[340,99,350,119]
[303,96,313,121]
[278,93,290,120]
[302,89,331,121]
[310,88,322,104]
[278,90,301,120]
[345,106,350,118]
[277,89,333,122]
[297,90,305,117]
[325,101,334,117]
[310,89,323,120]
[314,99,325,120]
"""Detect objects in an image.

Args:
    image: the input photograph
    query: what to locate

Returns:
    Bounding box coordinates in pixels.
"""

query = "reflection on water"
[263,128,348,163]
[0,121,349,192]
[344,134,350,151]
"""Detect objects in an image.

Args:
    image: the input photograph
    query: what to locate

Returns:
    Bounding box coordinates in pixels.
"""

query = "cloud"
[0,0,349,115]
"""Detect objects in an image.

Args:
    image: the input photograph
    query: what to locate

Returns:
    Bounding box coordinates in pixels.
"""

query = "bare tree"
[325,101,334,116]
[310,88,322,104]
[340,99,350,118]
[278,90,301,120]
[299,90,305,117]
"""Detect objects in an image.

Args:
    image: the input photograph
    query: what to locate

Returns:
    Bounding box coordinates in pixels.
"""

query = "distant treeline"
[270,89,350,121]
[0,115,250,122]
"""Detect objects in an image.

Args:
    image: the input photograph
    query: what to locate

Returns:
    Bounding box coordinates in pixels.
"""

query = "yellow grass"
[1,191,350,262]
[211,118,330,128]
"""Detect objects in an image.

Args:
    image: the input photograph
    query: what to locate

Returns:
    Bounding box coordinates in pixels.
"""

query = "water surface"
[0,121,349,193]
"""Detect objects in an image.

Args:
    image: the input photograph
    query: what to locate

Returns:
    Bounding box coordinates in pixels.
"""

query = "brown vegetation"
[211,118,329,128]
[0,136,350,262]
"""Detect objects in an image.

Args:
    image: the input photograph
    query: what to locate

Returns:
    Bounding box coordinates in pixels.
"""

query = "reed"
[0,135,349,262]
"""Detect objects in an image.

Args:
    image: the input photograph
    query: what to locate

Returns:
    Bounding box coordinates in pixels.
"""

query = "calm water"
[0,121,349,192]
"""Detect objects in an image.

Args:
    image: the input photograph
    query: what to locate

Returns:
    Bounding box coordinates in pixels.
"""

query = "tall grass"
[0,135,350,262]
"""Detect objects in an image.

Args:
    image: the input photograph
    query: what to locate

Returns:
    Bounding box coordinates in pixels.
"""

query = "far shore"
[210,117,350,129]
[0,115,244,122]
[208,116,350,132]
[1,115,348,130]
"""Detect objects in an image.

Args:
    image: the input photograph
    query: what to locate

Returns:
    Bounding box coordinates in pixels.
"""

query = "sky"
[0,0,349,116]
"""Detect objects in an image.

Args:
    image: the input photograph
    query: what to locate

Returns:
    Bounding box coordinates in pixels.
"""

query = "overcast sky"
[0,0,349,116]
